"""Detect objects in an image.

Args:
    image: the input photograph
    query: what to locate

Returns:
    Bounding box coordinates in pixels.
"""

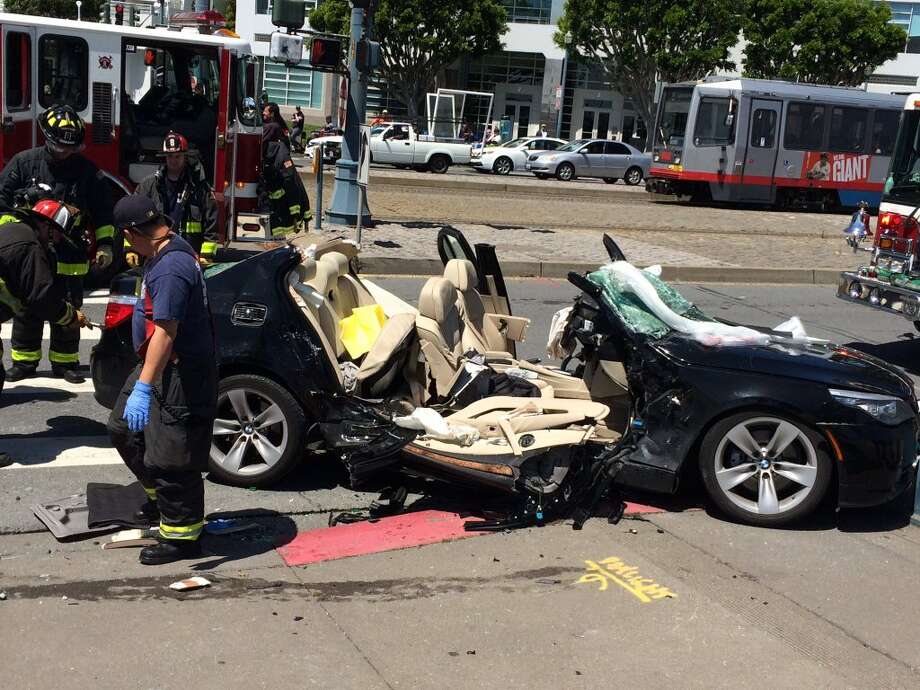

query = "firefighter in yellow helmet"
[0,105,114,384]
[132,131,219,267]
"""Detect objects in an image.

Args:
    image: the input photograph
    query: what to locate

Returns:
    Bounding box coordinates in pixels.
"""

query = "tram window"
[784,102,826,150]
[750,109,777,148]
[829,106,868,153]
[5,32,31,111]
[871,110,899,156]
[693,97,736,146]
[38,35,88,111]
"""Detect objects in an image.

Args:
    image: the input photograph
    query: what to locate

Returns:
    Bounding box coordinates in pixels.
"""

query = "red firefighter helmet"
[163,131,189,153]
[30,199,81,235]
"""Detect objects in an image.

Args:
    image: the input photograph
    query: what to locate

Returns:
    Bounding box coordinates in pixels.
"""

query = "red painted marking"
[277,510,482,566]
[623,501,666,515]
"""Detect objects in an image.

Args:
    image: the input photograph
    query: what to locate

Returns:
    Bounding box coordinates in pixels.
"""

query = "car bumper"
[826,419,919,507]
[836,271,920,322]
[527,161,554,173]
[472,159,490,169]
[90,325,138,410]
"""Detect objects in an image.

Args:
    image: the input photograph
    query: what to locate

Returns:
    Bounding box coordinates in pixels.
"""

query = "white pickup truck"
[370,122,471,173]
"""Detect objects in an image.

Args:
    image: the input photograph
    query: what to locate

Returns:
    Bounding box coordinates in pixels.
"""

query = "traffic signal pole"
[326,0,372,227]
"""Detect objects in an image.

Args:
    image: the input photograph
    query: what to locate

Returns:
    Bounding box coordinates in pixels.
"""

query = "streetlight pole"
[555,31,572,139]
[326,0,372,227]
[76,0,82,21]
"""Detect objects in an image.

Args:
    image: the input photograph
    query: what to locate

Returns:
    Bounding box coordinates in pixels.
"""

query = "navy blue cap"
[113,194,168,233]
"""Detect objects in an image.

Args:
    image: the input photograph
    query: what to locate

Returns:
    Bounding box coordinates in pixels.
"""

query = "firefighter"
[0,105,115,384]
[262,103,311,238]
[132,132,218,266]
[106,194,217,565]
[0,204,88,466]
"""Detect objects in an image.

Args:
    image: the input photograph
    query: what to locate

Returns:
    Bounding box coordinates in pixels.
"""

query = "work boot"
[5,362,37,382]
[133,500,160,527]
[139,539,202,565]
[51,365,85,384]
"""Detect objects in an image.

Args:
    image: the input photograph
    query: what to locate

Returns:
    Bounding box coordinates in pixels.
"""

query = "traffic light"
[272,0,306,30]
[309,36,342,72]
[114,3,124,25]
[356,39,381,74]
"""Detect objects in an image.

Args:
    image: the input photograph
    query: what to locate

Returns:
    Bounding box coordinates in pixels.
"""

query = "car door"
[380,125,414,164]
[740,99,782,202]
[0,24,35,164]
[604,141,633,177]
[580,141,607,177]
[437,226,519,356]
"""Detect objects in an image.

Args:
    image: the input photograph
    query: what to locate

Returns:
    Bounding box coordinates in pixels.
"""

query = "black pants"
[107,360,217,541]
[290,125,304,150]
[11,274,83,367]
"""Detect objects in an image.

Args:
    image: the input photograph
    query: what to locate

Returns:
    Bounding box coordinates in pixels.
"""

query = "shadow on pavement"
[192,509,297,571]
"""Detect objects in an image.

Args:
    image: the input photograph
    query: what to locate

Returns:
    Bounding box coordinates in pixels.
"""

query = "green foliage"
[5,0,104,21]
[310,0,507,121]
[743,0,906,85]
[557,0,742,149]
[223,0,236,31]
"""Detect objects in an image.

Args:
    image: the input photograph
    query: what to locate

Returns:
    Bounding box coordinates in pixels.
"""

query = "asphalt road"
[3,277,920,688]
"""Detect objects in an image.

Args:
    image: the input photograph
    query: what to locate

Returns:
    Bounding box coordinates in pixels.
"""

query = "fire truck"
[0,10,262,250]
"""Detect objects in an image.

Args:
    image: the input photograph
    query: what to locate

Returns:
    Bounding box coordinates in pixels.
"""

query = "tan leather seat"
[287,262,342,383]
[443,259,506,353]
[415,277,465,397]
[290,259,343,359]
[320,251,376,321]
[448,397,609,434]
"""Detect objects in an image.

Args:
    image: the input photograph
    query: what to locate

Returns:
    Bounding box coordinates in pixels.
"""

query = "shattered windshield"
[588,265,710,338]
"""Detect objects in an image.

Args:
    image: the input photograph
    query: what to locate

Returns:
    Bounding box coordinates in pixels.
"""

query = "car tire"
[208,374,307,488]
[624,166,644,186]
[699,411,832,527]
[493,156,513,175]
[603,177,618,184]
[556,163,575,181]
[428,154,450,174]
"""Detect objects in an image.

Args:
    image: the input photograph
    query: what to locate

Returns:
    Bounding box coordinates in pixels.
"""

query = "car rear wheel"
[209,374,307,487]
[699,412,832,526]
[624,166,643,186]
[428,154,450,174]
[493,156,513,175]
[556,163,575,181]
[603,177,618,184]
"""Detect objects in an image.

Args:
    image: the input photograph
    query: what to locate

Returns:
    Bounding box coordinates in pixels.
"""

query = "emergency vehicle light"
[169,10,226,29]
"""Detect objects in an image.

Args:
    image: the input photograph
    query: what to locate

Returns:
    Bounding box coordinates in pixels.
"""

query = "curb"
[355,257,843,285]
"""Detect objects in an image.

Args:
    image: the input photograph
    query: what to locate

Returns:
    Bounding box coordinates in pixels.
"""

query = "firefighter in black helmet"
[132,131,219,266]
[0,105,115,384]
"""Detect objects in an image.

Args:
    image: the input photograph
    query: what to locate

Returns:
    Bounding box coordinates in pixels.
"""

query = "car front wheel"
[699,412,832,526]
[493,156,513,175]
[624,166,644,186]
[209,374,307,487]
[556,163,575,181]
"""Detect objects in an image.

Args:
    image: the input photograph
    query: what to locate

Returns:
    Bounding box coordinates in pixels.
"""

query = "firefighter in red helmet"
[0,105,114,384]
[132,131,219,266]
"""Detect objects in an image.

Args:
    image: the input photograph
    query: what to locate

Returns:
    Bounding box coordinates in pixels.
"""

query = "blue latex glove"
[123,381,153,433]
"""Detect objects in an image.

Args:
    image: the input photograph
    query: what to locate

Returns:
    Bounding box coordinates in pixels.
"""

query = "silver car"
[525,139,650,185]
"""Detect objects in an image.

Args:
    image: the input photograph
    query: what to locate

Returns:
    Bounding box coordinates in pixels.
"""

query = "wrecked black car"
[91,229,919,527]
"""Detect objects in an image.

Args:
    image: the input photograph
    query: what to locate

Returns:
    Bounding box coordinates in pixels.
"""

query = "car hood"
[654,334,915,399]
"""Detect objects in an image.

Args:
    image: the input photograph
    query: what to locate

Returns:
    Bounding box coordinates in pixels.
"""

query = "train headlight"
[869,288,882,306]
[848,281,863,299]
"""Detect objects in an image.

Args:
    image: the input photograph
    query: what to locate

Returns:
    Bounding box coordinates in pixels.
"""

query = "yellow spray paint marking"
[576,557,676,603]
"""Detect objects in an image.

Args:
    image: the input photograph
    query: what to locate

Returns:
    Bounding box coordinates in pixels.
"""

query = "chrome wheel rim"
[627,168,642,184]
[495,158,511,174]
[714,417,818,516]
[211,387,289,476]
[559,165,573,180]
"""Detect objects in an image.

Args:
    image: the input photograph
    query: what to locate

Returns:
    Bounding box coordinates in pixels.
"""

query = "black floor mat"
[87,482,150,529]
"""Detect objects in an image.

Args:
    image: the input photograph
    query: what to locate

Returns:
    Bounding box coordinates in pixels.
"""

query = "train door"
[0,24,35,165]
[740,98,782,202]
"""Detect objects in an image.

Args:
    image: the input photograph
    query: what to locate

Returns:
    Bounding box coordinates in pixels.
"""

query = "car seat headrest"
[443,259,477,292]
[320,251,349,277]
[418,277,457,323]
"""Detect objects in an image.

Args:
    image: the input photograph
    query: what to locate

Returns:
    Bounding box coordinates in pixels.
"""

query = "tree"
[309,0,507,123]
[5,0,103,21]
[743,0,906,86]
[223,0,236,32]
[557,0,743,150]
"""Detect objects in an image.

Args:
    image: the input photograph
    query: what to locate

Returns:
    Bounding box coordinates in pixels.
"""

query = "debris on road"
[102,528,158,549]
[204,519,260,536]
[169,576,212,592]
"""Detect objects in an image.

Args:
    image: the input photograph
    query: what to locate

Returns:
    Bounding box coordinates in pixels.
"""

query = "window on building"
[257,1,317,16]
[39,35,88,111]
[871,109,900,155]
[784,102,826,150]
[263,59,324,109]
[750,108,777,149]
[828,106,868,152]
[693,97,736,146]
[499,0,552,24]
[5,32,31,111]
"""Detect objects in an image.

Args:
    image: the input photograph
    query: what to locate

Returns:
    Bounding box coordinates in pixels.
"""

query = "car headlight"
[546,155,558,161]
[829,388,910,423]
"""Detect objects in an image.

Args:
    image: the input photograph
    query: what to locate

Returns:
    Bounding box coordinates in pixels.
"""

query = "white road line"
[2,376,96,394]
[0,323,102,340]
[82,296,110,305]
[0,437,122,468]
[86,289,110,298]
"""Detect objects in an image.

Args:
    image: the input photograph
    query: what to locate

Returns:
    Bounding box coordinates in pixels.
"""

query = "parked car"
[370,122,471,173]
[91,231,917,527]
[526,139,650,184]
[472,136,567,175]
[304,135,342,165]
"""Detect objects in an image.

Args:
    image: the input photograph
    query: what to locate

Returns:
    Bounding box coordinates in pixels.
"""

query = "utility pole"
[326,0,372,227]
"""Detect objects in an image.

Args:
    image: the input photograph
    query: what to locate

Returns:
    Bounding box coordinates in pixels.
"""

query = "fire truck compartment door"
[0,24,36,164]
[740,98,782,203]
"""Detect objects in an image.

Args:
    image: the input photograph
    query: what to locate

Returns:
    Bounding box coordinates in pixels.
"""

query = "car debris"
[169,576,212,592]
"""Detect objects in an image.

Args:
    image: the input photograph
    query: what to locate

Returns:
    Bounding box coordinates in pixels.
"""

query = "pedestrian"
[320,114,337,135]
[133,132,218,266]
[0,105,114,384]
[538,123,548,137]
[0,203,88,467]
[262,102,291,148]
[106,194,218,565]
[460,121,473,143]
[262,106,312,238]
[291,106,305,153]
[370,109,390,127]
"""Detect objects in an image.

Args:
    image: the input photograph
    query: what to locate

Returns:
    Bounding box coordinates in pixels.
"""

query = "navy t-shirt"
[132,235,214,360]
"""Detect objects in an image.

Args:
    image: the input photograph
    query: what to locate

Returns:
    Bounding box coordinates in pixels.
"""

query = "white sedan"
[472,136,568,175]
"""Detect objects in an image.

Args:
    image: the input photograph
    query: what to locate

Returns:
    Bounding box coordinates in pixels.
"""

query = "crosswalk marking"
[0,436,123,469]
[2,376,96,394]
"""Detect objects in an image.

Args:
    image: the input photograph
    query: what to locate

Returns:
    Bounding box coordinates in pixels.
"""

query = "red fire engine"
[0,10,262,242]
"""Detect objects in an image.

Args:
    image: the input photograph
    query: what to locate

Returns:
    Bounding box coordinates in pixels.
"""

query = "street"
[2,278,919,689]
